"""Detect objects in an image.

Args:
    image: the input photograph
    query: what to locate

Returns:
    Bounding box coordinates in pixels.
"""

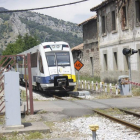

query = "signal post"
[122,48,138,93]
[74,59,84,87]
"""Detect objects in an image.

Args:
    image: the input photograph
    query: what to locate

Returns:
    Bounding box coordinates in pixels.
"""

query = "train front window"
[46,55,56,67]
[56,52,70,66]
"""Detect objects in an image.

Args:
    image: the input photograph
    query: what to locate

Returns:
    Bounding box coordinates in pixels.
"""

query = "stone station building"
[90,0,140,83]
[72,16,100,77]
[72,0,140,83]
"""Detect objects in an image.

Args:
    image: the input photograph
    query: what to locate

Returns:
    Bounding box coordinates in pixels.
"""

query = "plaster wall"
[98,0,140,82]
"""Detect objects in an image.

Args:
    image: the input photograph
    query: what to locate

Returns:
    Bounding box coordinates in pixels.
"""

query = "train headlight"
[56,45,60,48]
[52,45,55,48]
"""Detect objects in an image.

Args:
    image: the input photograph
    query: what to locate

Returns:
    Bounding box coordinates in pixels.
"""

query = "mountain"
[0,9,83,52]
[0,7,8,11]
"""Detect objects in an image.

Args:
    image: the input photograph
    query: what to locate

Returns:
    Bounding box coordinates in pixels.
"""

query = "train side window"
[31,53,37,67]
[39,56,44,73]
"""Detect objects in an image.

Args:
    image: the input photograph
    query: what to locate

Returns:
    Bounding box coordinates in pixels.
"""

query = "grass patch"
[132,87,140,96]
[11,131,18,137]
[21,90,26,101]
[45,121,55,129]
[94,93,132,99]
[25,132,43,140]
[83,114,94,118]
[0,134,6,140]
[0,116,4,125]
[36,110,47,114]
[61,117,73,122]
[76,75,100,83]
[96,108,124,116]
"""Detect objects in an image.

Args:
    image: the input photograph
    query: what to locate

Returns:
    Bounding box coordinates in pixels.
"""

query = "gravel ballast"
[53,116,140,140]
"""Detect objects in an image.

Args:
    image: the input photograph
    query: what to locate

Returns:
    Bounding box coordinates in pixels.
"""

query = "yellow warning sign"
[74,60,84,71]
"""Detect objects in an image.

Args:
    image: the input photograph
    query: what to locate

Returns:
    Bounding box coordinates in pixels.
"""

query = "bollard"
[110,83,112,94]
[82,80,83,89]
[105,83,107,93]
[96,82,98,91]
[88,81,90,90]
[89,125,99,140]
[79,80,81,88]
[92,81,94,90]
[100,82,102,92]
[85,80,87,89]
[115,84,118,95]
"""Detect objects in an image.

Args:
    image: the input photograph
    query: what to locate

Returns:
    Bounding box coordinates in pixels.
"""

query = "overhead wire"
[0,0,89,13]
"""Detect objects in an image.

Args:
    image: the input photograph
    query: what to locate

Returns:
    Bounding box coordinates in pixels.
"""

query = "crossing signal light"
[131,49,138,55]
[122,48,138,55]
[122,48,131,55]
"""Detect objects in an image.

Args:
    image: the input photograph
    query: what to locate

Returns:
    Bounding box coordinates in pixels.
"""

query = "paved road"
[21,96,140,117]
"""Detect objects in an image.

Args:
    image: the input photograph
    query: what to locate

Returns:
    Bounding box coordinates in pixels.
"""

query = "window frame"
[135,0,140,26]
[102,15,106,35]
[112,10,116,31]
[121,5,128,30]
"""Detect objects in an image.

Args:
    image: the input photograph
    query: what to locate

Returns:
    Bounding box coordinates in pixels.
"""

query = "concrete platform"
[0,122,50,134]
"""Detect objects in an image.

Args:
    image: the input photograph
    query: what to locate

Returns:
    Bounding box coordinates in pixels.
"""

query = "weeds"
[45,121,54,129]
[132,87,140,96]
[96,108,124,116]
[11,131,18,137]
[25,132,43,140]
[20,90,26,101]
[0,134,6,140]
[76,75,100,83]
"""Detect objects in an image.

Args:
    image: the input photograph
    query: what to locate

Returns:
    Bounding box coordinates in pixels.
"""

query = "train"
[17,41,76,91]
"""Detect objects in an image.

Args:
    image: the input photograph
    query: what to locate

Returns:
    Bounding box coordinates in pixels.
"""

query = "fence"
[77,80,119,95]
[0,54,34,115]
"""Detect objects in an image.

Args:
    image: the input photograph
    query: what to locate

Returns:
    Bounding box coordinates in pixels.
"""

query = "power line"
[0,0,89,13]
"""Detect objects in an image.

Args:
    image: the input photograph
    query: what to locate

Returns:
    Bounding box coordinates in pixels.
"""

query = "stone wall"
[79,19,100,77]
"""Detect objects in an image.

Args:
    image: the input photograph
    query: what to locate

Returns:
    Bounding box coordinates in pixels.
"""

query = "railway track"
[51,93,140,133]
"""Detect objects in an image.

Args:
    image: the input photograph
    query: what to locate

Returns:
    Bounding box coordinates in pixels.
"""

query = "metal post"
[78,71,79,87]
[24,56,29,114]
[89,125,99,140]
[16,63,18,72]
[128,55,132,94]
[27,53,34,114]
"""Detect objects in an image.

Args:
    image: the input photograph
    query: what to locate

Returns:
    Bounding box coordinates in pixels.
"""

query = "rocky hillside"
[0,8,83,52]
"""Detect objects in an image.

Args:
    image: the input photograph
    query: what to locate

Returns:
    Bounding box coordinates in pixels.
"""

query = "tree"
[2,34,40,55]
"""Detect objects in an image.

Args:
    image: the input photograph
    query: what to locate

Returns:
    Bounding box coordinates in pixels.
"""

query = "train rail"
[118,108,140,117]
[50,93,140,133]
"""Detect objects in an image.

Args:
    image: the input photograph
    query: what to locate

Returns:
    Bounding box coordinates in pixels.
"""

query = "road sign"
[74,60,84,71]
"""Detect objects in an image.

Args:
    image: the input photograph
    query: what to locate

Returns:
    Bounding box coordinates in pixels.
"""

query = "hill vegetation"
[2,34,39,55]
[0,10,83,54]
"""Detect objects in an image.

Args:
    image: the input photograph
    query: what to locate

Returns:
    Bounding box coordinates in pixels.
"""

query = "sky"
[0,0,102,24]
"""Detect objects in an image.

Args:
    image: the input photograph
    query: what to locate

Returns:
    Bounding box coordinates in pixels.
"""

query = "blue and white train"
[18,41,76,91]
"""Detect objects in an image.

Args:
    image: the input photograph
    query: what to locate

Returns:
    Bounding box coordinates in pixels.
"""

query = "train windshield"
[56,52,70,66]
[46,52,70,67]
[46,55,56,67]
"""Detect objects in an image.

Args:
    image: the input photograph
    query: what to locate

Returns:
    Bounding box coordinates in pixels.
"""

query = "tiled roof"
[78,15,97,26]
[90,0,114,11]
[71,43,84,51]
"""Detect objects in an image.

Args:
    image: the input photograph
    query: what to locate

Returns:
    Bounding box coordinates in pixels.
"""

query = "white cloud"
[0,0,102,23]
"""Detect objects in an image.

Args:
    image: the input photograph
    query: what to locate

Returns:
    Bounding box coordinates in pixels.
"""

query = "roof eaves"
[78,15,97,26]
[71,43,84,51]
[90,0,114,11]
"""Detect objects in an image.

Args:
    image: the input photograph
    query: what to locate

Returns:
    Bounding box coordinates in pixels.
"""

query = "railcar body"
[18,41,76,91]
